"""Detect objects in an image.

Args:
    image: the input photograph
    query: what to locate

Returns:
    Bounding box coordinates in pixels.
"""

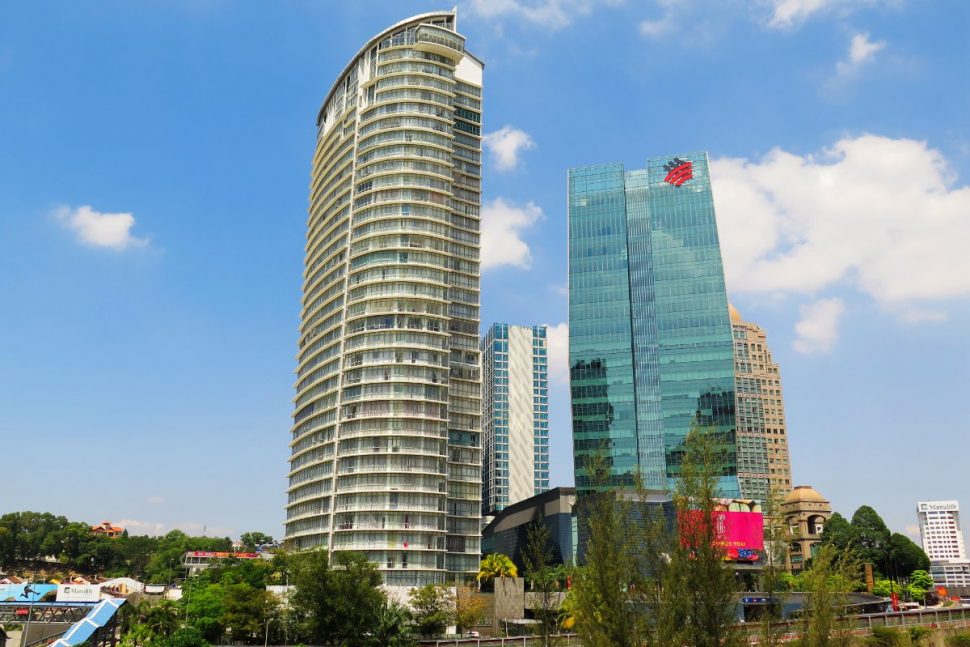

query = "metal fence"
[423,608,970,645]
[426,634,581,647]
[742,606,970,643]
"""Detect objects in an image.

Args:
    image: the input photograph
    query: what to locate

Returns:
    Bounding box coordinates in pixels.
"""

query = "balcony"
[414,25,464,58]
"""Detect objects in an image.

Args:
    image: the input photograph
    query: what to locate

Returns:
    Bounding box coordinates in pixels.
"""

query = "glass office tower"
[481,323,550,516]
[568,154,740,497]
[284,10,483,588]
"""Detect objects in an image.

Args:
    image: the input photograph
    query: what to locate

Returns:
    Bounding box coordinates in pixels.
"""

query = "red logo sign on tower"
[663,158,693,186]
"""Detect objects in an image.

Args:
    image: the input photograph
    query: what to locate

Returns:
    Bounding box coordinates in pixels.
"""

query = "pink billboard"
[679,510,764,561]
[716,511,764,561]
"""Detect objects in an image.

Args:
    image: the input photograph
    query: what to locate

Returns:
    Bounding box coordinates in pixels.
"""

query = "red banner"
[187,551,259,559]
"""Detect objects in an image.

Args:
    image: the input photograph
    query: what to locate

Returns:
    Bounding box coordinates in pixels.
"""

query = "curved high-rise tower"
[285,10,483,588]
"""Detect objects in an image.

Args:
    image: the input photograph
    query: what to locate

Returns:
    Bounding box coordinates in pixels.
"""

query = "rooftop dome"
[784,485,828,504]
[728,303,743,323]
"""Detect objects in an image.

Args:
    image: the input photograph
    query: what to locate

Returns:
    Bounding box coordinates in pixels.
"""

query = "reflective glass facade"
[568,154,740,497]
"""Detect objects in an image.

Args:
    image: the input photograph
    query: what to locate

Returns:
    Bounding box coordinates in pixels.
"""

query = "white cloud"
[543,322,570,384]
[793,298,845,354]
[146,496,166,504]
[637,0,681,38]
[899,308,948,323]
[763,0,883,29]
[764,0,834,28]
[711,135,970,304]
[55,204,148,250]
[639,17,673,38]
[835,32,886,77]
[483,126,536,171]
[904,523,922,542]
[116,519,236,537]
[116,519,167,536]
[481,198,544,271]
[464,0,621,30]
[711,134,970,346]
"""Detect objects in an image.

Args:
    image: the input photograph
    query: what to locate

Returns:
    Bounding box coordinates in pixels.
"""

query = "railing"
[425,635,580,647]
[742,606,970,643]
[423,608,970,646]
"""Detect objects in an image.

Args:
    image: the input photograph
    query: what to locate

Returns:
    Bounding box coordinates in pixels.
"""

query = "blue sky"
[1,0,967,542]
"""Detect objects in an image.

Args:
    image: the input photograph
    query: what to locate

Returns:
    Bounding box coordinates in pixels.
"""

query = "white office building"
[481,324,549,516]
[917,500,970,589]
[284,10,483,588]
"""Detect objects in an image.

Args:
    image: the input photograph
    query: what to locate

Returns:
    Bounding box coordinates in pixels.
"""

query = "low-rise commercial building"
[481,487,577,573]
[181,551,262,576]
[782,485,831,574]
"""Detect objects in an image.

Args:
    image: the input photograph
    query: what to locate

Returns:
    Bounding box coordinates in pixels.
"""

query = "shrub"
[909,626,931,646]
[869,626,906,646]
[947,632,970,646]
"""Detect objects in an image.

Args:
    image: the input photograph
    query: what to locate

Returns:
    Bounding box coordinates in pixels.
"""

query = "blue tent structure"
[49,598,125,647]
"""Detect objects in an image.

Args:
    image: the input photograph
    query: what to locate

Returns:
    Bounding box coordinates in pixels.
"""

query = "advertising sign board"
[56,584,102,602]
[186,551,259,559]
[0,583,56,602]
[718,510,764,561]
[680,510,764,561]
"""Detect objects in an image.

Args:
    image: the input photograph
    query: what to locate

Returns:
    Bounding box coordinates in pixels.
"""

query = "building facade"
[918,501,967,561]
[730,305,792,501]
[284,10,484,588]
[782,485,831,574]
[567,154,740,497]
[917,501,970,588]
[481,323,549,515]
[481,487,578,573]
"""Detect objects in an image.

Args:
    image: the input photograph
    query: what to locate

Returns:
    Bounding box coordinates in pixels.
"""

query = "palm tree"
[370,601,416,647]
[477,553,518,588]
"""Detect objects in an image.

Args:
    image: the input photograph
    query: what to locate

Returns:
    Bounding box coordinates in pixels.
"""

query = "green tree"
[452,585,486,636]
[522,518,563,646]
[758,485,792,647]
[851,506,892,575]
[369,601,416,647]
[221,583,276,644]
[239,532,273,551]
[184,583,226,642]
[145,600,182,637]
[820,512,854,553]
[798,543,859,647]
[570,484,647,647]
[910,569,933,590]
[667,429,744,647]
[872,579,897,597]
[160,626,209,647]
[290,550,385,646]
[408,583,451,638]
[476,552,518,587]
[570,428,742,647]
[889,533,930,575]
[909,569,934,603]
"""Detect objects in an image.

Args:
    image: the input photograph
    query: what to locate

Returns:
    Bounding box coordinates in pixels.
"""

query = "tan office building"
[731,305,792,501]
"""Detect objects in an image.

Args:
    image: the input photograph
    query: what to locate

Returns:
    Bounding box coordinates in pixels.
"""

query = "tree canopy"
[820,505,928,580]
[290,550,386,646]
[0,511,231,582]
[477,552,518,585]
